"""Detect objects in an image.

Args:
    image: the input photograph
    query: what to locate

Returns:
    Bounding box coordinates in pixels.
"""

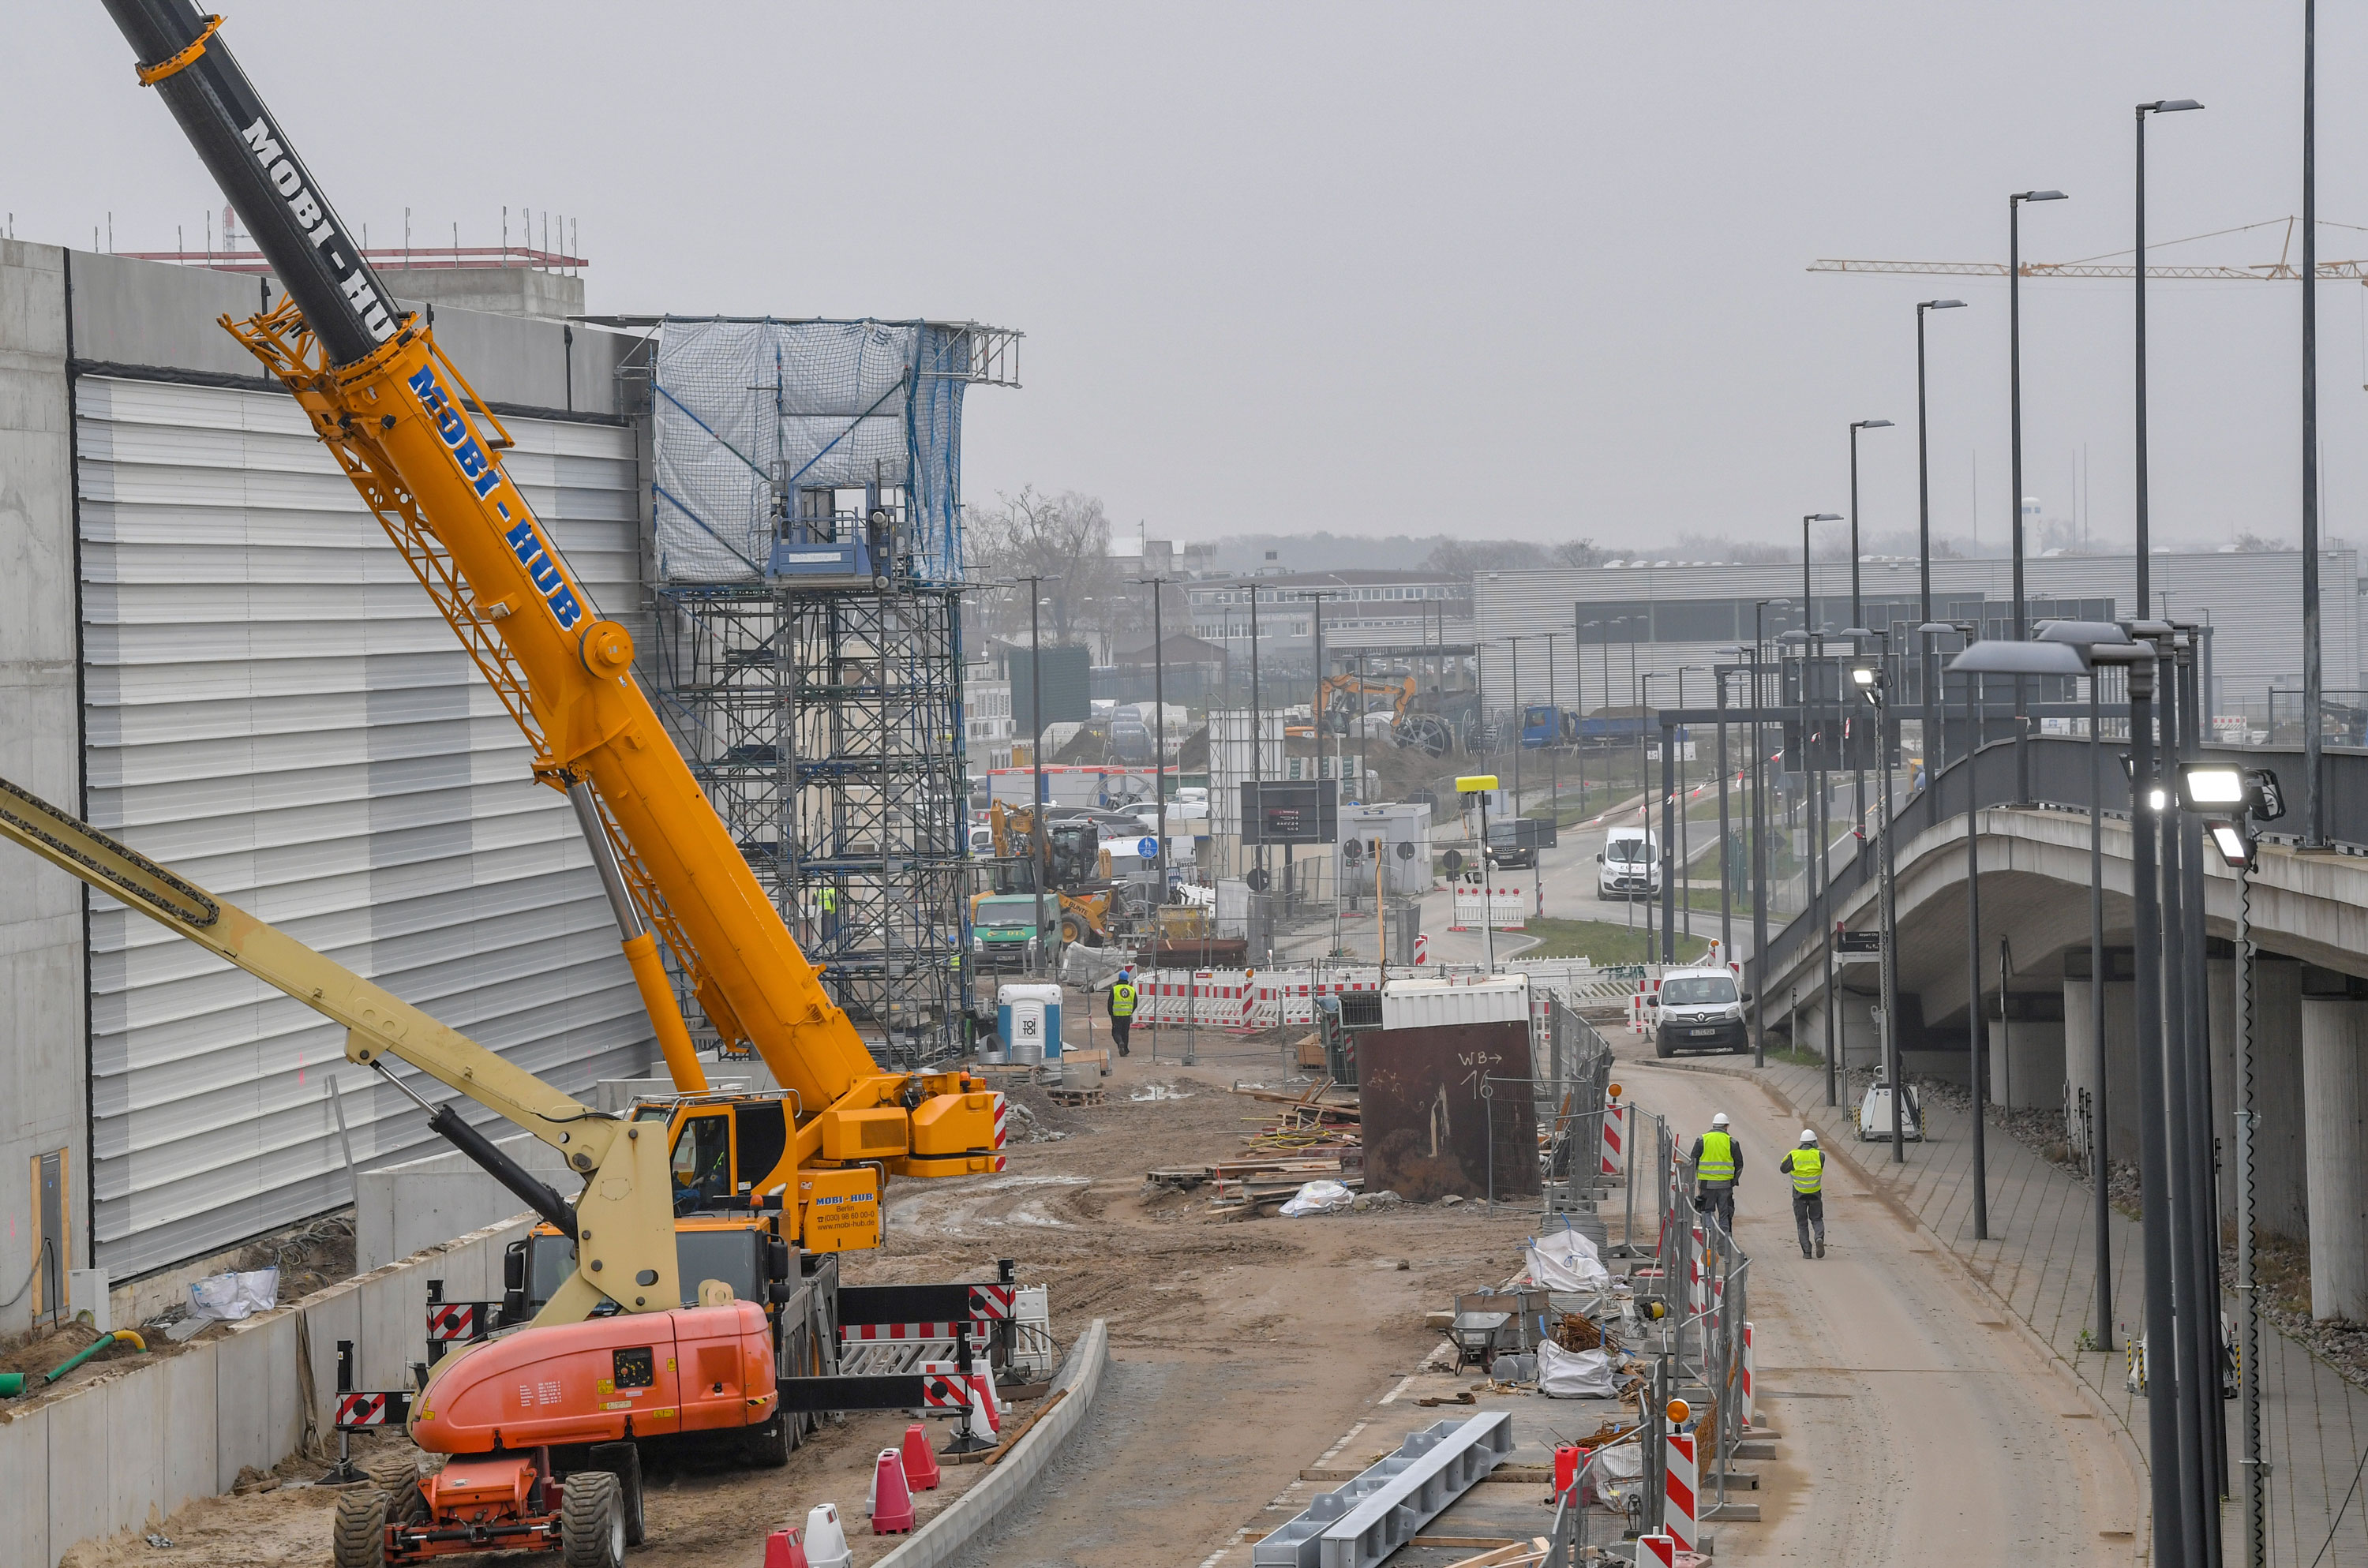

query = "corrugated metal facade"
[76,376,655,1277]
[1474,552,2362,716]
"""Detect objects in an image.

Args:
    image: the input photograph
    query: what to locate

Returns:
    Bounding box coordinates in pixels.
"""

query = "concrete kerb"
[1640,1055,2153,1565]
[871,1318,1111,1568]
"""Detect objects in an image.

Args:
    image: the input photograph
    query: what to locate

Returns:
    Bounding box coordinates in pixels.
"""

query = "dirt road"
[1617,1043,2144,1565]
[73,1037,1531,1568]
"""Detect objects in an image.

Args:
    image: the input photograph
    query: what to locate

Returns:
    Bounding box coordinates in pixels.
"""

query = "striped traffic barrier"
[1599,1099,1627,1177]
[1635,1534,1679,1567]
[1740,1320,1757,1427]
[1662,1429,1698,1552]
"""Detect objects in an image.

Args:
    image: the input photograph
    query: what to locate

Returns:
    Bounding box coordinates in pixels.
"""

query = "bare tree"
[1550,537,1605,568]
[964,486,1125,651]
[1423,537,1550,578]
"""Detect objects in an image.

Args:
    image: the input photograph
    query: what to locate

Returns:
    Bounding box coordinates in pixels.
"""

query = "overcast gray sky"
[8,2,2366,557]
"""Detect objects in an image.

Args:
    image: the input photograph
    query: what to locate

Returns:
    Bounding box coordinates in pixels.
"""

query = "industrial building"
[0,240,1010,1326]
[1474,552,2364,720]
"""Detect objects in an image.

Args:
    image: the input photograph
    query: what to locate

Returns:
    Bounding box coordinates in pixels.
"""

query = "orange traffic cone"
[901,1421,942,1491]
[762,1528,811,1568]
[869,1449,916,1535]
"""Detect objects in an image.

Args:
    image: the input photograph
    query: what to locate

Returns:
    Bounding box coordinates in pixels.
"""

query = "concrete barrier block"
[354,1262,416,1392]
[159,1341,218,1517]
[0,1405,51,1568]
[302,1283,363,1431]
[213,1315,276,1491]
[106,1359,168,1537]
[46,1381,110,1560]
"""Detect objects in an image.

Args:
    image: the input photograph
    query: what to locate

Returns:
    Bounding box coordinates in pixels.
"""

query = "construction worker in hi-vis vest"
[1690,1112,1741,1234]
[1107,969,1137,1057]
[1780,1128,1827,1259]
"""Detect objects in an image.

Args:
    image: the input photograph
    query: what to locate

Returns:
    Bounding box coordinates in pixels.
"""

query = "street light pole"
[1849,419,1895,830]
[1752,601,1774,1071]
[2302,2,2326,848]
[1916,299,1967,765]
[1134,574,1174,904]
[1854,663,1906,1164]
[2010,189,2068,808]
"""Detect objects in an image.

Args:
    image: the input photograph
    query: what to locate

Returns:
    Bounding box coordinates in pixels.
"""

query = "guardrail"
[1751,735,2368,995]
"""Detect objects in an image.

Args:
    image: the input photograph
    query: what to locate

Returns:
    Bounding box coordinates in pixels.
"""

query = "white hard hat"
[1710,1112,1730,1129]
[1799,1128,1819,1145]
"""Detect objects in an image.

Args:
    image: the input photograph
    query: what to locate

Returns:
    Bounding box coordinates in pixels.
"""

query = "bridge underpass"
[1744,734,2368,1323]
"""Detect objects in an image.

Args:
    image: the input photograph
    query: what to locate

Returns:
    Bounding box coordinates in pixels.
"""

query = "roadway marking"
[1378,1375,1415,1405]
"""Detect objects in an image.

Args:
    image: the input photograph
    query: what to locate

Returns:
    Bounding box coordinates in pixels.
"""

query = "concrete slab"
[302,1282,363,1435]
[212,1314,275,1493]
[160,1338,218,1518]
[45,1373,109,1560]
[0,1404,50,1568]
[105,1352,167,1538]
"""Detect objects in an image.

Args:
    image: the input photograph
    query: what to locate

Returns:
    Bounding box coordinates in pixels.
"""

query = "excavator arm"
[0,777,680,1323]
[93,2,999,1190]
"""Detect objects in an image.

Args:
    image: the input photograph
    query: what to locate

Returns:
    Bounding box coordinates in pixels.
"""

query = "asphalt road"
[1619,1041,2143,1565]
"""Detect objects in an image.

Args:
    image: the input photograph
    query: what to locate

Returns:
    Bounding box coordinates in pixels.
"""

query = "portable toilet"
[998,983,1065,1062]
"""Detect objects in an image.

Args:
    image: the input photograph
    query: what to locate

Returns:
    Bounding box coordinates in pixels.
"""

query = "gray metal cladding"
[74,375,654,1278]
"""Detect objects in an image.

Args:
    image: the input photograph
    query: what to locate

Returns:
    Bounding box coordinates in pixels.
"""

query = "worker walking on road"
[1691,1112,1742,1234]
[1108,968,1137,1057]
[1781,1128,1826,1258]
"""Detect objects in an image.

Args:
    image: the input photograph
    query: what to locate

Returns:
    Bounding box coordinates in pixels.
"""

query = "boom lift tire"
[332,1488,388,1568]
[740,1408,793,1469]
[560,1470,627,1568]
[586,1442,646,1546]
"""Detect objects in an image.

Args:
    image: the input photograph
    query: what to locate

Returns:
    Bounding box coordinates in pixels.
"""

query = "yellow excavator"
[981,802,1120,945]
[95,0,1001,1260]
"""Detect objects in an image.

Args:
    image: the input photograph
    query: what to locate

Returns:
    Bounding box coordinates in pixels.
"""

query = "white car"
[1598,827,1661,900]
[1652,967,1749,1057]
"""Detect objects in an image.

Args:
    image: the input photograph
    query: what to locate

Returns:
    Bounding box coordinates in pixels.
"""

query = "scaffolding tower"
[639,317,1020,1065]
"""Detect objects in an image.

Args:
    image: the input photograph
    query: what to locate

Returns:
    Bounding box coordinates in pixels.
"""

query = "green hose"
[0,1328,145,1398]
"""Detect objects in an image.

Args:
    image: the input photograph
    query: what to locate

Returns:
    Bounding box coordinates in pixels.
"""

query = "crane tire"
[331,1488,388,1568]
[561,1470,625,1568]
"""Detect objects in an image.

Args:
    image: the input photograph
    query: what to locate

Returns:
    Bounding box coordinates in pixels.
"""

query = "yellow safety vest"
[1111,982,1137,1017]
[1789,1147,1823,1195]
[819,887,838,912]
[1697,1129,1737,1184]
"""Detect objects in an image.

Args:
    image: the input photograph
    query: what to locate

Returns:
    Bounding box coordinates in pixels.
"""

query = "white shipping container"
[1381,976,1533,1030]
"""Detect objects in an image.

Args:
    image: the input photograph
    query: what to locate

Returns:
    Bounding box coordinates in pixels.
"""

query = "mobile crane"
[94,0,1003,1259]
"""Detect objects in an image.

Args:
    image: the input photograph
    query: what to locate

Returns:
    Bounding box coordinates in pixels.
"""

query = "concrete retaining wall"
[0,1211,531,1568]
[355,1135,564,1274]
[875,1319,1111,1568]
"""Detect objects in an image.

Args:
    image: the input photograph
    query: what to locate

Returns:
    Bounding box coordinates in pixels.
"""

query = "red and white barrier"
[1599,1101,1627,1177]
[1138,970,1254,1029]
[918,1364,1001,1435]
[1635,1534,1679,1567]
[1662,1431,1698,1552]
[1448,885,1528,930]
[1246,967,1383,1027]
[1740,1320,1757,1427]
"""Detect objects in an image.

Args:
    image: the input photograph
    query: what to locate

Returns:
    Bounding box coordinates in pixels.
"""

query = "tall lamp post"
[2009,189,2069,807]
[1778,627,1836,1103]
[2036,617,2135,1354]
[1133,574,1175,902]
[1915,299,1969,764]
[1750,601,1778,1069]
[1849,659,1908,1163]
[2302,5,2326,849]
[1942,638,2089,1207]
[1849,421,1894,828]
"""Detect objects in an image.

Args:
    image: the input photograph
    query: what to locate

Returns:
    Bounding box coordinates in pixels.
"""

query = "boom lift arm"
[94,2,999,1201]
[0,778,680,1323]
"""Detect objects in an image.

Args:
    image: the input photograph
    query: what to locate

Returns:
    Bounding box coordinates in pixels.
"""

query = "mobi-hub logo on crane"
[237,116,395,344]
[406,363,586,632]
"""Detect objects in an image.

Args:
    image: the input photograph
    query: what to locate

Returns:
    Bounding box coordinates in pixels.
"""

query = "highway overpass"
[1745,735,2368,1323]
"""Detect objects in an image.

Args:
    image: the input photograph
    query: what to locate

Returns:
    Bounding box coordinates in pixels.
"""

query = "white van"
[1597,827,1661,900]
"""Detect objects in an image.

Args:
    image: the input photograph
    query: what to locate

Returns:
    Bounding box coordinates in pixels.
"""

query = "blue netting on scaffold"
[650,317,971,585]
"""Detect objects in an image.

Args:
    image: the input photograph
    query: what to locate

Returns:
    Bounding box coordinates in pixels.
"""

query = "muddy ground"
[69,1033,1531,1567]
